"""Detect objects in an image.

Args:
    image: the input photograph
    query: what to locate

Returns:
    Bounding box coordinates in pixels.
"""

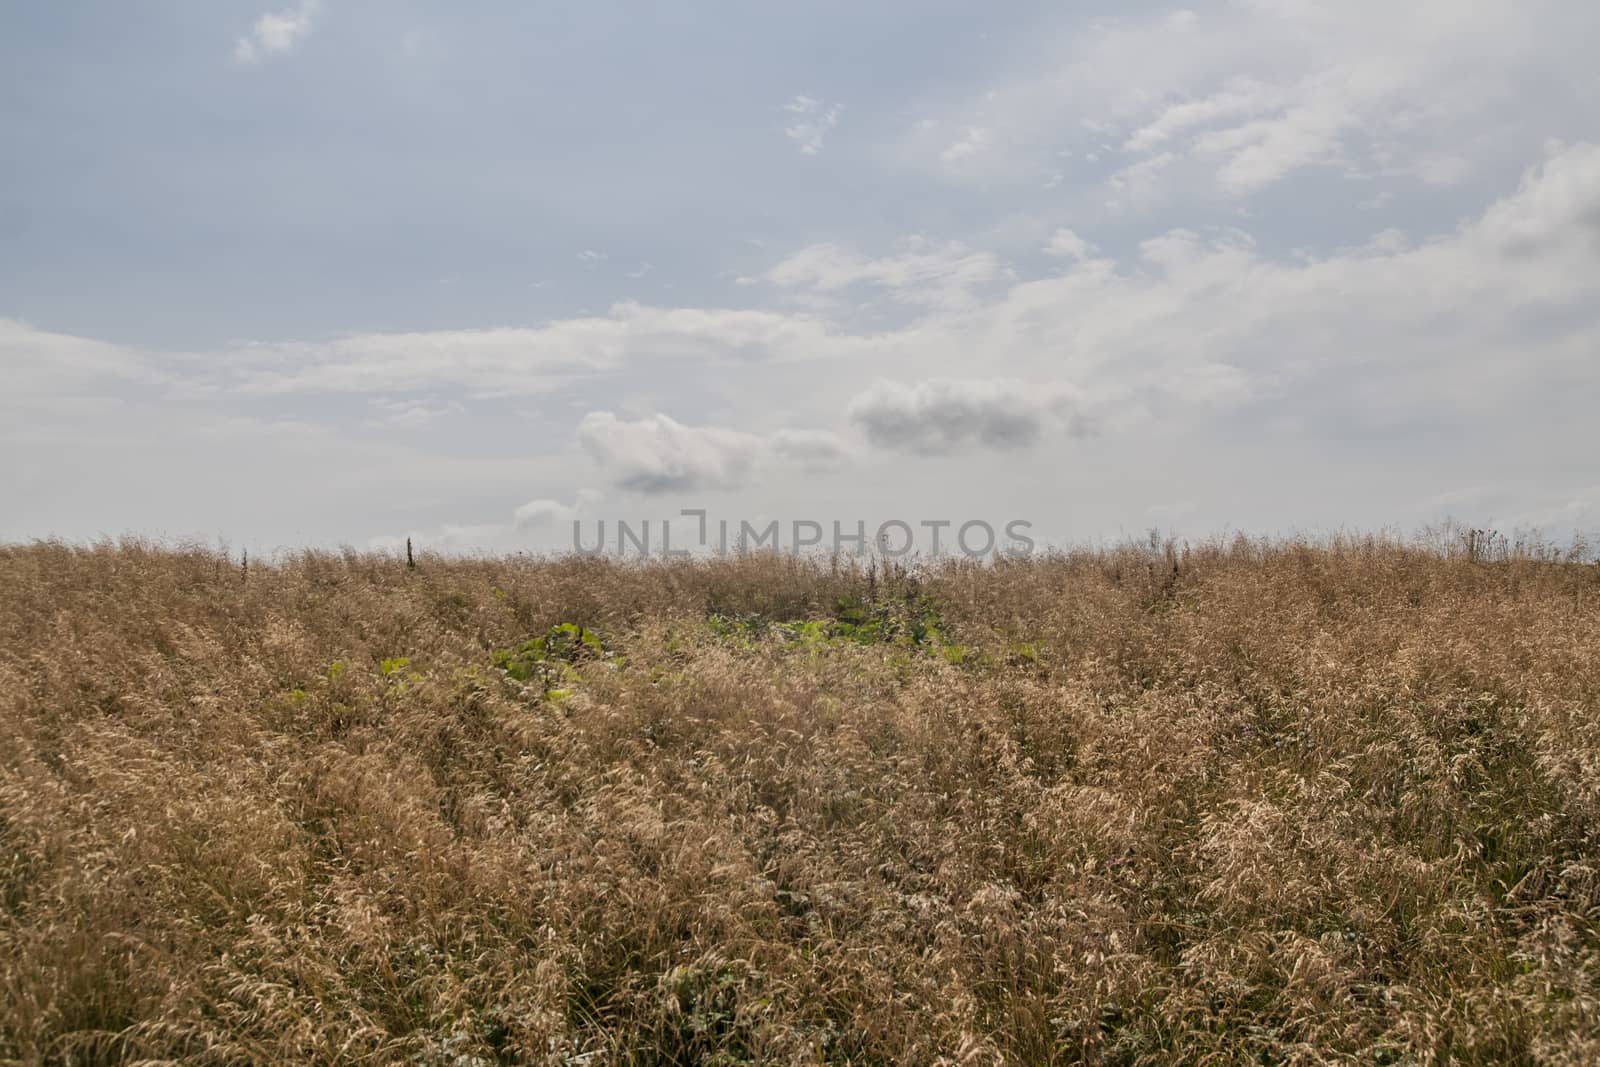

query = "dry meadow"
[3,536,1600,1064]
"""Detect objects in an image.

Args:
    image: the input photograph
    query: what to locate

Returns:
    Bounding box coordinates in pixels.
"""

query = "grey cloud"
[847,378,1084,454]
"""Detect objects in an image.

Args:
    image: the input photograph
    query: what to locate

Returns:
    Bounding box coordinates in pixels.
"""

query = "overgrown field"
[3,539,1600,1064]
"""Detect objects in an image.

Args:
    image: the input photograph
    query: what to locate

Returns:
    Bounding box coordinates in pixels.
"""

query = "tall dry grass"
[2,536,1599,1064]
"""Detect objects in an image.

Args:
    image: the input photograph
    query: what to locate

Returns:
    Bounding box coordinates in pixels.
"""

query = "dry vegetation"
[3,536,1600,1064]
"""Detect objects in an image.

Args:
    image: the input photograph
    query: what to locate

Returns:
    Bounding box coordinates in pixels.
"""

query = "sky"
[4,0,1599,555]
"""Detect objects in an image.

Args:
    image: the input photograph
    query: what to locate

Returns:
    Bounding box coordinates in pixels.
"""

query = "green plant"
[492,622,609,697]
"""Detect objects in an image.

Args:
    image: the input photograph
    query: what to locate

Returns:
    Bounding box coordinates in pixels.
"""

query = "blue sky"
[5,1,1599,553]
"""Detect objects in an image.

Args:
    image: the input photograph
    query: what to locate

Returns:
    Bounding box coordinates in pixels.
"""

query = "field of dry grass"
[3,537,1599,1064]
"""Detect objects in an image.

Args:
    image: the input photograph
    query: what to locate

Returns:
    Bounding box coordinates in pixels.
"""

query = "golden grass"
[2,537,1599,1064]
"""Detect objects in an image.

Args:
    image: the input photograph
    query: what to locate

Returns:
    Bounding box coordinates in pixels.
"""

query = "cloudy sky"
[5,0,1599,554]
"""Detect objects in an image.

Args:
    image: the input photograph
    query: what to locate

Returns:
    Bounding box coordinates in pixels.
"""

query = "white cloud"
[513,489,602,529]
[896,1,1598,204]
[1165,9,1200,33]
[1471,141,1600,259]
[765,236,1004,308]
[216,302,854,396]
[1414,484,1600,540]
[941,127,989,164]
[15,144,1600,426]
[362,397,460,430]
[16,143,1600,420]
[233,0,320,64]
[1411,155,1471,188]
[0,318,173,404]
[1042,228,1097,261]
[1120,79,1277,154]
[1188,67,1382,195]
[368,488,605,555]
[1104,151,1181,209]
[11,143,1600,544]
[769,429,852,471]
[1499,488,1600,534]
[577,412,848,494]
[831,142,1600,453]
[783,95,842,155]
